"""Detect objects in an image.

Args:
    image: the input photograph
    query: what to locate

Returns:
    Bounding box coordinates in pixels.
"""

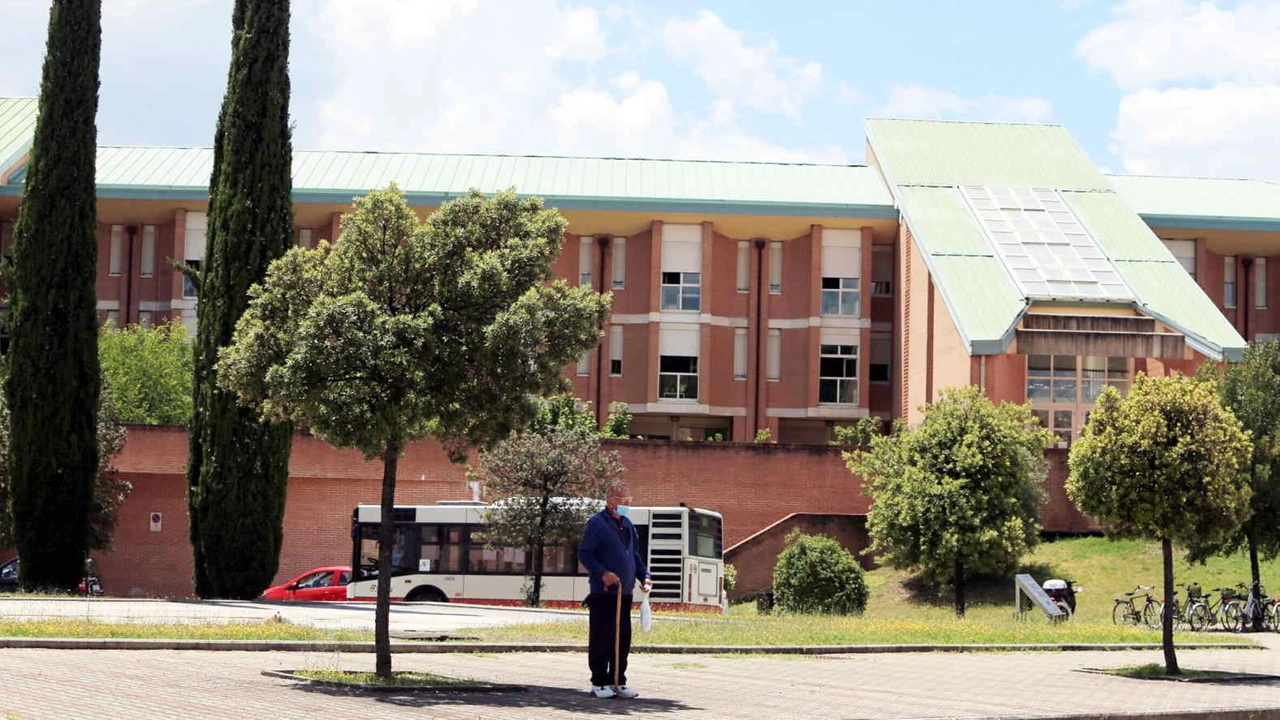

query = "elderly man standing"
[577,482,652,699]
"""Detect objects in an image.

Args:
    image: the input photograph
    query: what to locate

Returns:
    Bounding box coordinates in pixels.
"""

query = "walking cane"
[613,586,623,693]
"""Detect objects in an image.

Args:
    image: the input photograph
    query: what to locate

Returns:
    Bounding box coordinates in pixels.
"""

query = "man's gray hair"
[606,482,630,497]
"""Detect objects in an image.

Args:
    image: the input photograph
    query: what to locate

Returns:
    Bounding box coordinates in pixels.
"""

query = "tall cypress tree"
[6,0,102,591]
[188,0,295,598]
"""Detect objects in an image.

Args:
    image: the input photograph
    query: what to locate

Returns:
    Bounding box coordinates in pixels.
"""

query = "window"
[467,530,528,574]
[733,329,747,379]
[661,272,701,311]
[609,326,623,376]
[109,225,123,276]
[688,512,723,559]
[138,311,153,329]
[659,355,698,400]
[579,237,593,286]
[140,225,156,278]
[819,344,858,404]
[1027,354,1130,445]
[105,310,120,327]
[1162,239,1195,279]
[870,333,891,383]
[736,241,749,292]
[611,237,626,289]
[418,524,464,574]
[766,329,780,381]
[821,277,860,316]
[872,245,894,296]
[1257,258,1268,309]
[298,229,312,249]
[1225,256,1237,307]
[576,351,589,377]
[183,260,200,299]
[295,571,333,590]
[769,242,782,294]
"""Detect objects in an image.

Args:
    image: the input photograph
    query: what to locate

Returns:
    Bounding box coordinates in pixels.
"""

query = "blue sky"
[2,0,1278,181]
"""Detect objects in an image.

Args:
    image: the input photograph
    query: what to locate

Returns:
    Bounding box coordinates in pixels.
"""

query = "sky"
[2,0,1279,181]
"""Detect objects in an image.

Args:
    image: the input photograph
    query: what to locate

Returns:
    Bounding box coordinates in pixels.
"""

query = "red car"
[260,566,352,601]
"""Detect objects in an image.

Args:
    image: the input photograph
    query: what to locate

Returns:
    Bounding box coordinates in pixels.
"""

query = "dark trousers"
[587,592,633,687]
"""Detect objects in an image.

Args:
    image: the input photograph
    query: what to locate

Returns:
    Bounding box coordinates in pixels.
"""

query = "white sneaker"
[591,685,616,699]
[616,686,640,699]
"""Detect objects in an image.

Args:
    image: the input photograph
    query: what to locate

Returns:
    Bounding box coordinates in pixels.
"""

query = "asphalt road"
[0,597,584,633]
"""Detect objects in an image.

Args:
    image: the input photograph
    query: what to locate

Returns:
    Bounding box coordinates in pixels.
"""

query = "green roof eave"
[1137,213,1280,233]
[1,183,900,219]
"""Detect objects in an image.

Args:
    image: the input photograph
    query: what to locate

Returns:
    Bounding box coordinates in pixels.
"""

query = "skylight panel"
[960,186,1134,303]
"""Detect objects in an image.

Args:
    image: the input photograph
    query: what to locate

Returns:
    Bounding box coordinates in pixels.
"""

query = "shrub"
[723,563,737,593]
[753,429,773,443]
[772,530,867,615]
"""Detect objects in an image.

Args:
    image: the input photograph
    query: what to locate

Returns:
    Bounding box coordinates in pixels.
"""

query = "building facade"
[2,97,1275,447]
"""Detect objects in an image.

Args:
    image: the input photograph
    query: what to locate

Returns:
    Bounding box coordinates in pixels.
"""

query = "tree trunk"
[375,438,401,680]
[529,495,550,608]
[1161,538,1180,675]
[954,559,966,617]
[1249,532,1263,632]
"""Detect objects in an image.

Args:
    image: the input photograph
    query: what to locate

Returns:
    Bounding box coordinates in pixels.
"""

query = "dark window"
[688,513,723,559]
[610,359,622,375]
[659,355,699,400]
[183,260,201,299]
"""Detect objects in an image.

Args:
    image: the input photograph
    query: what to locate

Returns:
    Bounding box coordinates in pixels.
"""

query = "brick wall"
[92,427,1092,597]
[724,513,870,602]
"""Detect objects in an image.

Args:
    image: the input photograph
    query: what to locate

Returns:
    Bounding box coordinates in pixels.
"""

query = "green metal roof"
[869,118,1246,360]
[0,98,37,178]
[8,144,897,217]
[865,119,1111,191]
[1109,174,1280,232]
[1062,191,1172,262]
[1115,260,1246,361]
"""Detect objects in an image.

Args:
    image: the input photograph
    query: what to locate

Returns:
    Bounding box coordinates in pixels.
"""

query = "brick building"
[1,95,1275,594]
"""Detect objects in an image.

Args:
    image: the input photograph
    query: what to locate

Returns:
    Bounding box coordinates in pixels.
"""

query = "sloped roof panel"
[865,118,1111,191]
[1062,190,1172,262]
[928,255,1025,352]
[897,186,993,256]
[0,98,38,177]
[1116,260,1247,361]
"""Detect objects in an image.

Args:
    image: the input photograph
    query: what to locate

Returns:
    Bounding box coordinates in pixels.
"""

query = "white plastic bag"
[639,595,653,632]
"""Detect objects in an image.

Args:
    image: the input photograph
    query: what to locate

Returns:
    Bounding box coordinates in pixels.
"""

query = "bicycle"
[1213,586,1246,632]
[1182,582,1218,632]
[1235,582,1270,632]
[1112,585,1159,628]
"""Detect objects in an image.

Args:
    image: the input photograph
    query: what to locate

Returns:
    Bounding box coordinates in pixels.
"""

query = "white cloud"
[1077,0,1280,89]
[835,84,862,107]
[875,85,1053,123]
[1080,0,1280,180]
[661,10,822,119]
[1111,84,1280,179]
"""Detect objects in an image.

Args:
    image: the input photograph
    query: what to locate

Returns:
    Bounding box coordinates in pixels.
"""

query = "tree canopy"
[474,395,623,607]
[849,385,1053,616]
[215,185,609,678]
[187,0,296,600]
[6,0,103,590]
[99,320,193,425]
[1195,342,1280,607]
[1068,374,1251,674]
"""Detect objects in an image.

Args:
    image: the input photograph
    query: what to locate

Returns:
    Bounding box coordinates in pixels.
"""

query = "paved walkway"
[3,641,1280,719]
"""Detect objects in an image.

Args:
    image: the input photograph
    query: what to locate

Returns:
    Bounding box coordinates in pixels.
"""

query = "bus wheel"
[405,586,447,603]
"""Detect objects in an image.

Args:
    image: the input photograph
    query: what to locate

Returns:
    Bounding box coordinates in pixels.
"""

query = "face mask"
[616,505,630,517]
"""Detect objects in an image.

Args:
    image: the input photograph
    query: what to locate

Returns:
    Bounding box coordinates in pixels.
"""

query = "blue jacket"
[578,509,649,596]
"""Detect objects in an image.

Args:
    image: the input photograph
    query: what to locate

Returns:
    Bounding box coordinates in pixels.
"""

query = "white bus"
[346,501,726,612]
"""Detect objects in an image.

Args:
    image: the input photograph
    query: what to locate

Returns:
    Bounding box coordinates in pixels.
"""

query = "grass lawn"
[466,537,1273,647]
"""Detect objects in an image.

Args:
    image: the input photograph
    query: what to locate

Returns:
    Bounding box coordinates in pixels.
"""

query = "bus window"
[468,530,529,574]
[542,541,579,575]
[688,513,723,559]
[419,524,464,574]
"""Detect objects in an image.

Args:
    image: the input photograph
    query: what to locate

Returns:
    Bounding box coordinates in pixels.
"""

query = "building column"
[806,225,823,412]
[859,226,873,410]
[646,221,663,404]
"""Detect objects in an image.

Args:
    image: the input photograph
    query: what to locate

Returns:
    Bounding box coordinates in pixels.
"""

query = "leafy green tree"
[474,395,624,607]
[772,530,868,615]
[99,320,193,425]
[1196,341,1280,628]
[6,0,103,591]
[215,186,609,678]
[600,401,633,438]
[849,386,1053,616]
[188,0,295,599]
[832,416,886,447]
[0,367,129,554]
[1068,374,1251,674]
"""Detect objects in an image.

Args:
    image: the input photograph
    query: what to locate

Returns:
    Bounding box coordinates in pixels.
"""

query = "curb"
[0,637,1259,653]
